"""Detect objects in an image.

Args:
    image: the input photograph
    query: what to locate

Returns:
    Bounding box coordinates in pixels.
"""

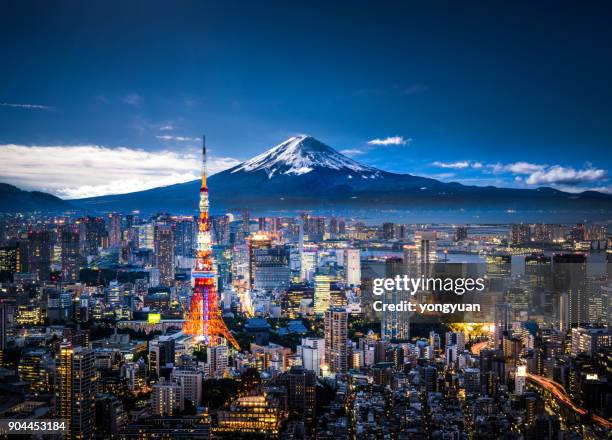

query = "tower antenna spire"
[184,135,239,349]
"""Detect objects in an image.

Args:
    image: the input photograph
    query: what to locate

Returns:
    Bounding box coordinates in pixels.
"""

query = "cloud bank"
[0,144,240,199]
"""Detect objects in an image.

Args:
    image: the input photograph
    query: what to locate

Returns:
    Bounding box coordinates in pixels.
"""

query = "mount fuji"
[72,135,612,218]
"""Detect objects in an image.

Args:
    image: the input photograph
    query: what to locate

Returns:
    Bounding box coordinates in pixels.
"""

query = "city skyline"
[1,1,612,198]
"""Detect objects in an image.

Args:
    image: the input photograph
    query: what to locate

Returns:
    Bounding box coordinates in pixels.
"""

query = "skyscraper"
[345,248,361,286]
[286,366,316,425]
[314,275,332,315]
[324,307,348,373]
[107,212,121,247]
[154,223,175,287]
[61,229,80,282]
[55,343,96,440]
[414,231,436,276]
[27,230,52,281]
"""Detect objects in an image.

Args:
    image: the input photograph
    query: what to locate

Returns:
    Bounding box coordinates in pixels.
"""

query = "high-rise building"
[455,226,469,241]
[55,343,96,440]
[149,336,176,378]
[174,216,196,258]
[247,233,272,289]
[553,253,587,326]
[382,223,395,240]
[83,216,107,256]
[170,367,202,405]
[18,348,53,393]
[0,245,21,273]
[27,231,52,281]
[61,229,80,282]
[414,231,436,276]
[494,303,512,349]
[286,366,316,425]
[324,307,348,373]
[381,257,410,341]
[107,213,122,246]
[345,248,361,286]
[253,245,290,291]
[571,327,611,357]
[206,344,229,377]
[151,377,184,416]
[154,224,175,287]
[511,224,531,244]
[314,275,331,315]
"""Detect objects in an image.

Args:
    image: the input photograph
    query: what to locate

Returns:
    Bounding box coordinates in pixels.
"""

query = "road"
[526,373,612,429]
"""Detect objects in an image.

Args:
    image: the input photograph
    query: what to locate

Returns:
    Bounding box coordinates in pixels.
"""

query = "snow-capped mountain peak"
[230,135,380,178]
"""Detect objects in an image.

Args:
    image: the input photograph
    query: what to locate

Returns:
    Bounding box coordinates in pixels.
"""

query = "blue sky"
[1,1,611,198]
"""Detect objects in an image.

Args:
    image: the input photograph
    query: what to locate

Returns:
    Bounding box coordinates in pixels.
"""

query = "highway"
[526,373,612,429]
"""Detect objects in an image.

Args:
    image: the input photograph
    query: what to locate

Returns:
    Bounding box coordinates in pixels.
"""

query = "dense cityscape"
[0,157,611,439]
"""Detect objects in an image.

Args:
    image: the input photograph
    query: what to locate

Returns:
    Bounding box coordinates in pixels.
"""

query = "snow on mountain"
[230,135,381,178]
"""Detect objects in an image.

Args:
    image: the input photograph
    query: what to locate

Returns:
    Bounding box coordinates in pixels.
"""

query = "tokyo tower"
[183,136,239,350]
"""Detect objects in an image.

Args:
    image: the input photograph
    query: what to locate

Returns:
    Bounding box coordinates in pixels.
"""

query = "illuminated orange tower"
[184,136,239,349]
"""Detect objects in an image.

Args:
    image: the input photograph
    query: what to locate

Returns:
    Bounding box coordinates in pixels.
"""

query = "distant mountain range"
[0,183,72,212]
[2,135,612,219]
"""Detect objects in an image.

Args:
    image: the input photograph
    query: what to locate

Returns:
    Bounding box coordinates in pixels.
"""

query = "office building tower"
[18,349,53,393]
[286,366,316,425]
[324,307,348,373]
[345,248,361,286]
[382,222,395,240]
[515,365,527,395]
[151,377,184,416]
[0,245,21,273]
[253,245,290,291]
[455,226,468,241]
[314,275,331,315]
[571,327,611,357]
[300,250,317,282]
[424,366,438,393]
[83,216,107,256]
[464,368,480,395]
[511,224,531,244]
[170,367,202,405]
[107,213,121,246]
[206,344,229,377]
[149,336,176,378]
[414,231,437,276]
[55,343,96,440]
[61,229,80,282]
[27,231,52,281]
[154,224,175,287]
[174,216,196,258]
[0,301,6,350]
[381,257,410,341]
[494,302,512,349]
[553,253,587,326]
[247,233,272,289]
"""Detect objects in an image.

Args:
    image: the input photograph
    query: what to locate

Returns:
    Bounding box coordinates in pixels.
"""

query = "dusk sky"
[1,1,611,198]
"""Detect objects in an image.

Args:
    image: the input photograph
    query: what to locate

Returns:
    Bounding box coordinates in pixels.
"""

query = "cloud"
[156,135,198,142]
[432,161,485,170]
[525,165,607,185]
[0,102,53,110]
[159,125,174,131]
[488,161,546,174]
[122,93,142,106]
[367,136,411,146]
[432,161,470,169]
[0,144,240,199]
[340,149,365,156]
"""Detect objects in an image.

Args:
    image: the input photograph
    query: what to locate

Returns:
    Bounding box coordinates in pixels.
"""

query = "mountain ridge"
[69,135,612,217]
